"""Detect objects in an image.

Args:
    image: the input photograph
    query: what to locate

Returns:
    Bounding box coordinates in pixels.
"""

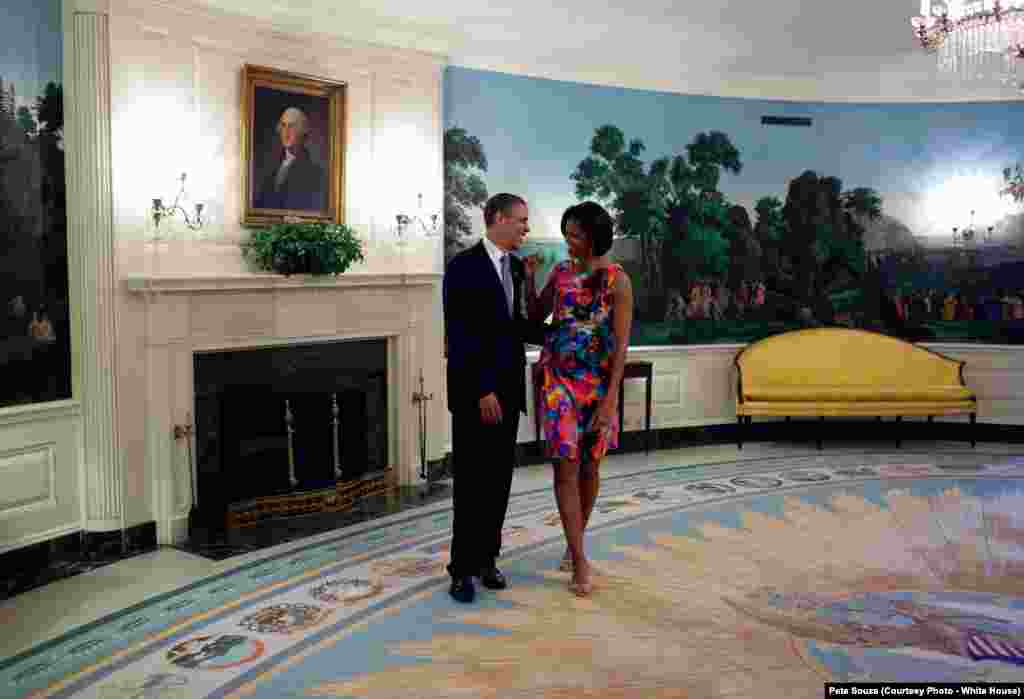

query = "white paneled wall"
[4,0,1024,555]
[924,344,1024,425]
[442,343,1024,454]
[517,345,743,446]
[0,402,82,553]
[107,0,446,533]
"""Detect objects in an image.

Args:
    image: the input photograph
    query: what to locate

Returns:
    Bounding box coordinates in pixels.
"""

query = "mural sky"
[444,65,1024,246]
[0,0,62,115]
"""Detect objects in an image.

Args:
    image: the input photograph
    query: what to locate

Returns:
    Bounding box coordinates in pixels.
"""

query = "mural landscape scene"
[444,66,1024,345]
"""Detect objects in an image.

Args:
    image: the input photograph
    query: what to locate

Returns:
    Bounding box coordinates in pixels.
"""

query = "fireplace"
[192,337,389,536]
[125,271,443,546]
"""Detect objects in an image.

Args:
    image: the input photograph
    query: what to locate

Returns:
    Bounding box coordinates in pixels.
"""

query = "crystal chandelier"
[911,0,1024,88]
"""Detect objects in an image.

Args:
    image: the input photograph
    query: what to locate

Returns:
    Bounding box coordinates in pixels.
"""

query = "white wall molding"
[124,272,441,295]
[0,401,80,429]
[107,0,447,535]
[127,276,441,545]
[113,0,447,76]
[67,8,125,534]
[919,344,1024,425]
[0,395,82,550]
[482,342,1024,454]
[445,60,997,105]
[0,1,107,554]
[0,523,83,556]
[69,0,110,13]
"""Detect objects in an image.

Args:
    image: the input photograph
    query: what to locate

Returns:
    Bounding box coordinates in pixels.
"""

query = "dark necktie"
[500,253,514,317]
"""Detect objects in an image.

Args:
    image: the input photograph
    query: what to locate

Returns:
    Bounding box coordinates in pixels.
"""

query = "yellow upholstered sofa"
[734,328,977,449]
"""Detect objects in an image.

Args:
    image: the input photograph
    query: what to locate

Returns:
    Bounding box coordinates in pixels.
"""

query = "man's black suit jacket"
[443,241,545,416]
[254,147,326,211]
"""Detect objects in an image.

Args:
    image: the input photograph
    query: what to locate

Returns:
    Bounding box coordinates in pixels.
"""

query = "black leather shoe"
[479,566,507,590]
[449,576,475,603]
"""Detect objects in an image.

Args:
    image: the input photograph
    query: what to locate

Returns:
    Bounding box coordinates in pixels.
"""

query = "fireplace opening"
[220,387,371,498]
[192,337,389,538]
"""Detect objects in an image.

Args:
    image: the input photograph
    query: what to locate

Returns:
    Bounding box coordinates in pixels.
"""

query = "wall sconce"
[394,193,439,247]
[150,172,205,235]
[951,209,994,248]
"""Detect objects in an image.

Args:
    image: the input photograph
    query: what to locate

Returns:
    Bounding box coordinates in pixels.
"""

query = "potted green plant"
[241,221,365,276]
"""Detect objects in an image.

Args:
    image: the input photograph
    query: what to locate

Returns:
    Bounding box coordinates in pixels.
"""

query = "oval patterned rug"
[6,450,1024,698]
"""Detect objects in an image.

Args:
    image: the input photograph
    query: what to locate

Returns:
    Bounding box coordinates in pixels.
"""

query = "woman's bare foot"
[559,550,573,572]
[561,551,602,576]
[568,559,593,597]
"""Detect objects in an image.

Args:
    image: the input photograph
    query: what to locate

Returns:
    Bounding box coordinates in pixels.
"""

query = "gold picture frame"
[241,64,346,226]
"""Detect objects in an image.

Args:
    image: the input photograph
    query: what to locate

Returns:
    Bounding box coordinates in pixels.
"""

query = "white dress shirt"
[274,148,298,189]
[481,235,508,284]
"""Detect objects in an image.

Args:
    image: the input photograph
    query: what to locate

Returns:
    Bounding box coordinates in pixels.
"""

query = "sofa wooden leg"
[970,413,976,448]
[737,415,743,450]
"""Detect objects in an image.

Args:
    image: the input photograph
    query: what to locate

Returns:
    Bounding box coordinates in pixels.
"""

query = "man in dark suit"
[254,107,326,211]
[443,192,536,604]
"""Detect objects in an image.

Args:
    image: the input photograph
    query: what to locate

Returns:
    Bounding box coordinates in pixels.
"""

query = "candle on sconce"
[148,172,207,239]
[394,192,440,244]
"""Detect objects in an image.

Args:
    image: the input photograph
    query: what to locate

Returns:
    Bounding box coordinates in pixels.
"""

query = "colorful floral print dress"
[537,260,623,463]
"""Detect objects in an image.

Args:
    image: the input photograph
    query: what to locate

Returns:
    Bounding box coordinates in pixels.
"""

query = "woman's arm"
[525,261,556,324]
[604,270,634,406]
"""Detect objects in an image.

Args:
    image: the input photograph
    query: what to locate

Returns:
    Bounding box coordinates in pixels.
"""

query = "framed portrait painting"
[241,64,346,226]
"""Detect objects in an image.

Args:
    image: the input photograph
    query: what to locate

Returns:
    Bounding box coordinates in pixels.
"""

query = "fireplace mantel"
[124,271,444,546]
[125,272,441,295]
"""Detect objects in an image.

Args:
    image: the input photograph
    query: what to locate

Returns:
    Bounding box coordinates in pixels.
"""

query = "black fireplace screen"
[193,338,388,508]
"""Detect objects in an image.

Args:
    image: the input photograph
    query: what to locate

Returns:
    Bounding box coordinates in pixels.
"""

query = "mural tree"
[0,81,66,334]
[1004,163,1024,204]
[651,131,742,305]
[842,187,882,222]
[725,204,761,292]
[778,171,879,317]
[443,126,488,258]
[687,131,743,194]
[15,107,36,136]
[998,165,1024,249]
[818,186,878,281]
[658,190,732,294]
[0,92,43,246]
[35,82,66,297]
[571,125,663,300]
[754,196,786,285]
[35,82,62,136]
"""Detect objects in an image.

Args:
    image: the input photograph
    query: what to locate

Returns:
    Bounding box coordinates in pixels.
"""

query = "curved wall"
[440,65,1024,456]
[498,342,1024,452]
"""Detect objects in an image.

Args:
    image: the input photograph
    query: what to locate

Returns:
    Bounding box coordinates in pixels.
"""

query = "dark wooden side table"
[619,360,654,453]
[532,360,654,455]
[531,362,546,452]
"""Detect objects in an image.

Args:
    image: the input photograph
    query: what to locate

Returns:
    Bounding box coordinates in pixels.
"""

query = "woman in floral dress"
[525,201,633,596]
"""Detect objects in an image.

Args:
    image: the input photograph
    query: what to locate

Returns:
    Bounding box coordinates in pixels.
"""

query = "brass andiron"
[173,413,196,509]
[174,412,203,546]
[284,399,298,488]
[331,392,342,479]
[411,371,434,481]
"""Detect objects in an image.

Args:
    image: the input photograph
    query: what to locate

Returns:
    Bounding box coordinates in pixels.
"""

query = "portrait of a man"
[242,65,346,225]
[254,104,325,211]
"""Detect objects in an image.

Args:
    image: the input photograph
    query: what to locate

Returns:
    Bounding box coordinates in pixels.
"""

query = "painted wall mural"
[0,0,70,408]
[443,66,1024,346]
